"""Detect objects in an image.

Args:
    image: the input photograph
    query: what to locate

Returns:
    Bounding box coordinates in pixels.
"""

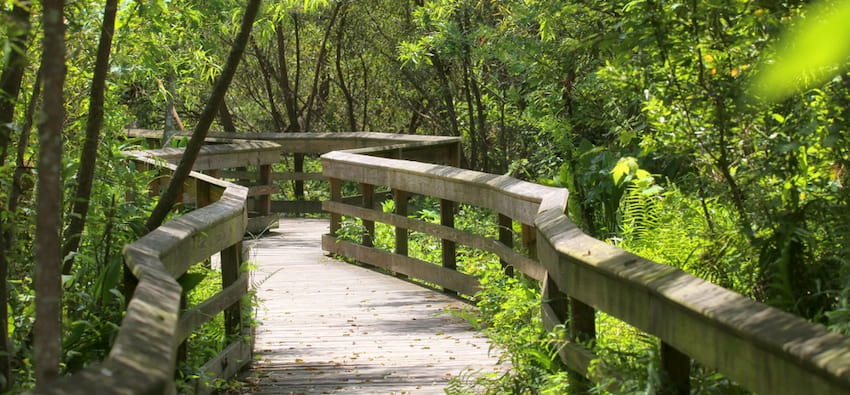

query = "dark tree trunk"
[62,0,119,274]
[0,1,32,166]
[0,3,32,389]
[334,9,357,132]
[218,98,237,132]
[303,2,343,133]
[144,0,262,232]
[275,20,300,133]
[35,0,66,386]
[252,40,286,131]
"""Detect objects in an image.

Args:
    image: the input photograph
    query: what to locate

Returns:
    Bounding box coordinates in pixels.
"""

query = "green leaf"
[611,157,639,186]
[751,0,850,102]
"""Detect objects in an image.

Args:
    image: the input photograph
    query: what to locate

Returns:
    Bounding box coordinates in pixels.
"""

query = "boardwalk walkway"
[241,218,504,394]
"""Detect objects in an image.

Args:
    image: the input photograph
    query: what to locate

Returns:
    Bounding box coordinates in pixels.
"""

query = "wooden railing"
[32,154,251,394]
[320,140,850,394]
[32,130,850,394]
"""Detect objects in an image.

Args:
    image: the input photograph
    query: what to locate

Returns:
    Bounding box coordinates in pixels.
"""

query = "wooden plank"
[323,200,545,280]
[246,219,504,394]
[246,184,280,197]
[187,339,253,395]
[322,151,568,225]
[220,170,325,182]
[534,208,850,394]
[322,235,481,297]
[127,141,282,170]
[177,275,249,343]
[246,213,280,235]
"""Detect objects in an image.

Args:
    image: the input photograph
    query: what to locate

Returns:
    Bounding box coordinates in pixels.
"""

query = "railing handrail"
[318,136,850,394]
[33,130,850,394]
[31,155,249,394]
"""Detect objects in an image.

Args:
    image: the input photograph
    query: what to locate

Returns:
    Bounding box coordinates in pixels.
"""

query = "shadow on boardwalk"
[238,218,505,394]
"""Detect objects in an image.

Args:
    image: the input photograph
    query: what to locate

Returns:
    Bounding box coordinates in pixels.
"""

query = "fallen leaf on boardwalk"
[295,358,305,363]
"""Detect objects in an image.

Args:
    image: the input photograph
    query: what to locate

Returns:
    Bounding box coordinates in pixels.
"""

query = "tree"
[144,0,262,232]
[62,0,120,274]
[35,0,66,386]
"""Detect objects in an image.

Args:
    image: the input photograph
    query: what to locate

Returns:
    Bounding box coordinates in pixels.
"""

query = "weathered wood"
[499,214,514,276]
[322,200,545,280]
[221,241,243,340]
[322,235,480,297]
[329,178,342,236]
[256,164,272,215]
[127,141,282,171]
[187,338,252,395]
[322,151,566,225]
[219,170,325,181]
[361,183,375,248]
[246,184,280,197]
[535,208,850,394]
[394,189,409,257]
[177,275,249,343]
[660,342,691,395]
[246,214,279,235]
[248,219,503,393]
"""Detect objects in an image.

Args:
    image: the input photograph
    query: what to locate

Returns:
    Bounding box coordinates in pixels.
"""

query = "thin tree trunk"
[62,0,119,274]
[144,0,262,232]
[0,3,32,389]
[302,2,343,133]
[1,67,43,391]
[218,98,237,132]
[0,1,32,166]
[35,0,65,386]
[275,20,300,132]
[252,40,285,131]
[334,9,357,132]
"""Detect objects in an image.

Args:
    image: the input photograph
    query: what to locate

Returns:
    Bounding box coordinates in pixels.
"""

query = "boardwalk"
[241,218,504,394]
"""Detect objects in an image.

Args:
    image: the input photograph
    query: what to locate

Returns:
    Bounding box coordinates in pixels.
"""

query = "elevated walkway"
[243,218,503,394]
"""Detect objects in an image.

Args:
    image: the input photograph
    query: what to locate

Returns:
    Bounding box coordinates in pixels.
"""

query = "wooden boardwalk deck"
[240,218,504,394]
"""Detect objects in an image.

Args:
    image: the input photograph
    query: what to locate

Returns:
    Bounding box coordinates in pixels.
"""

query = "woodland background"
[1,0,850,392]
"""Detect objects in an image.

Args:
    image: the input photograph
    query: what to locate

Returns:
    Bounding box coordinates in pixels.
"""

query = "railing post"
[522,223,537,260]
[661,342,691,394]
[361,183,375,248]
[569,298,596,392]
[258,164,272,216]
[394,190,409,256]
[294,153,305,200]
[329,178,341,236]
[394,189,409,279]
[221,241,244,339]
[498,213,514,276]
[440,199,457,294]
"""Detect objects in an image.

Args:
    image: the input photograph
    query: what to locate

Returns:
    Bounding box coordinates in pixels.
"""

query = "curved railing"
[32,130,850,394]
[319,139,850,394]
[32,155,251,395]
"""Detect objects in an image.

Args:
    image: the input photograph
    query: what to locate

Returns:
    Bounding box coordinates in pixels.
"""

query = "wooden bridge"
[32,131,850,394]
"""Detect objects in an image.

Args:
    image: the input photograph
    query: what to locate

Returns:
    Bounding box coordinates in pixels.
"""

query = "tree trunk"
[275,20,300,133]
[144,0,262,232]
[218,98,237,132]
[334,9,357,132]
[35,0,66,386]
[62,0,119,274]
[0,3,32,389]
[252,40,285,131]
[302,2,343,133]
[0,1,32,166]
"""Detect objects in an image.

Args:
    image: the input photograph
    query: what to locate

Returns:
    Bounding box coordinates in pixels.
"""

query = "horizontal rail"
[319,140,850,394]
[32,155,251,394]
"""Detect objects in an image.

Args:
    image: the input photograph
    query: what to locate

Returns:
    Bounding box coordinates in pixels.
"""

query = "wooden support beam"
[440,199,457,295]
[221,241,243,340]
[661,342,691,395]
[361,183,375,248]
[498,214,514,276]
[329,178,342,236]
[257,164,272,216]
